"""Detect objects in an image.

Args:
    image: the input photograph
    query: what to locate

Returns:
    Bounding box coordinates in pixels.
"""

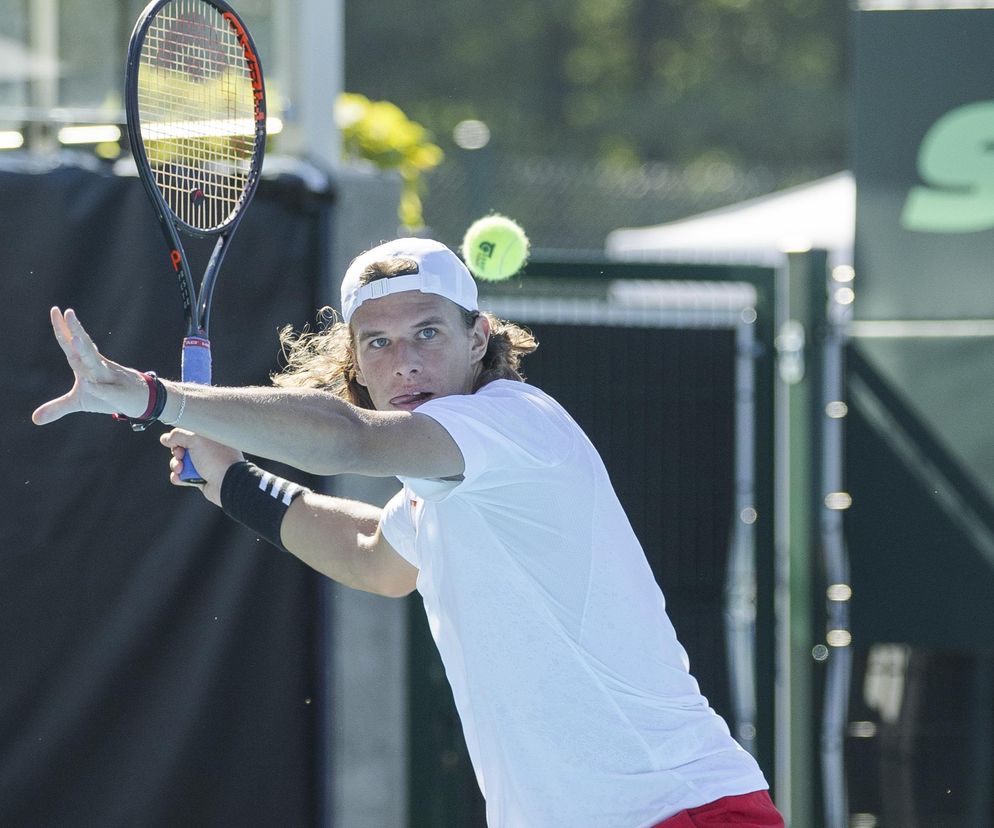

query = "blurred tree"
[343,0,848,170]
[336,92,444,229]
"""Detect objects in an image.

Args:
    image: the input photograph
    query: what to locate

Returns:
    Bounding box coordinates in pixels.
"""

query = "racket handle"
[179,337,212,484]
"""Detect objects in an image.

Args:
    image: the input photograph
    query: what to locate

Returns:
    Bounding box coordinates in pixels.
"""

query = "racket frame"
[124,0,266,341]
[124,0,266,481]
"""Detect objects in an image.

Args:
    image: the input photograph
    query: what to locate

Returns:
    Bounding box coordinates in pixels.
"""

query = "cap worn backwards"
[340,238,479,322]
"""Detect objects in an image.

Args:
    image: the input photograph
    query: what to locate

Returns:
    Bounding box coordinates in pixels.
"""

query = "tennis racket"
[125,0,266,482]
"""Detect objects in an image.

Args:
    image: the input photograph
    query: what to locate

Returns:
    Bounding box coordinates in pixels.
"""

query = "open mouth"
[390,391,433,408]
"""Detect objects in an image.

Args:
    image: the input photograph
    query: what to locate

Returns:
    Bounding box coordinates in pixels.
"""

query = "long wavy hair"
[272,258,538,409]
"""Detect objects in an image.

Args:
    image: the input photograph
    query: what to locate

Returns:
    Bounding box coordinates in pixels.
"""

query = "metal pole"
[274,0,342,169]
[776,252,820,828]
[725,313,759,757]
[821,262,854,828]
[275,6,346,826]
[28,0,59,153]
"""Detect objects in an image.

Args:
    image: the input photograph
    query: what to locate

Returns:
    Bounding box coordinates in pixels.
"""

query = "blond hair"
[272,259,538,408]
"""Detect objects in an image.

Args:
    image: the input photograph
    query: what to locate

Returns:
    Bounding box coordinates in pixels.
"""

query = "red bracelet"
[135,372,158,419]
[113,372,165,430]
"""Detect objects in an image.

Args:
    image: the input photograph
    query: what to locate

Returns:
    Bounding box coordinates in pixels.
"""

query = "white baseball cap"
[340,237,479,322]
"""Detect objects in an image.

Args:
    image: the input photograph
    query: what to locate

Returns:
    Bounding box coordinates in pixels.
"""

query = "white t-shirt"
[380,380,768,827]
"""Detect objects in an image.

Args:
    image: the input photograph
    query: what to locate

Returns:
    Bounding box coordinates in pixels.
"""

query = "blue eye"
[418,327,438,340]
[369,337,388,349]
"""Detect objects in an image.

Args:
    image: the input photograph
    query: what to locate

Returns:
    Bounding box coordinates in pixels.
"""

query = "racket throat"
[196,232,231,335]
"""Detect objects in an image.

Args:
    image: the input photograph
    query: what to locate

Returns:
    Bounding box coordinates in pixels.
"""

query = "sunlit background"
[5,3,994,828]
[0,0,848,249]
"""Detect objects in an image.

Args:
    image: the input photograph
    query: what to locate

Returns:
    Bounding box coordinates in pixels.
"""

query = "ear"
[351,344,368,387]
[470,314,490,364]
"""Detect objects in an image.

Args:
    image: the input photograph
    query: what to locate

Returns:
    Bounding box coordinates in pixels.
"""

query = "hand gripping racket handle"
[179,336,212,483]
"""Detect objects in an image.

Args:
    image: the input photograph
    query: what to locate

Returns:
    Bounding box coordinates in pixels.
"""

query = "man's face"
[351,291,489,411]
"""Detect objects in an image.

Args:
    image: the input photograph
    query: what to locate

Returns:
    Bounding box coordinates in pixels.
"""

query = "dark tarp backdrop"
[0,156,331,827]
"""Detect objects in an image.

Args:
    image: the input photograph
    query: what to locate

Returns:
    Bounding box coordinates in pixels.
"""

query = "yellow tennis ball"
[461,215,530,281]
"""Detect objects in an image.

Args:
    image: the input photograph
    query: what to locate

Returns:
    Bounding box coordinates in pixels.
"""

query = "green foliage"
[335,92,444,230]
[344,0,849,171]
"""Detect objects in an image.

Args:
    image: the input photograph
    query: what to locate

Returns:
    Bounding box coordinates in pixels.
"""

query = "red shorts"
[651,790,784,827]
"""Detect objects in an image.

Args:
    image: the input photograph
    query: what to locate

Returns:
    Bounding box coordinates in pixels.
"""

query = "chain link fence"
[420,151,841,255]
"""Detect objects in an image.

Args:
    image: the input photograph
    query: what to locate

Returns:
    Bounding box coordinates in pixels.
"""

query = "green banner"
[854,9,994,321]
[851,8,994,647]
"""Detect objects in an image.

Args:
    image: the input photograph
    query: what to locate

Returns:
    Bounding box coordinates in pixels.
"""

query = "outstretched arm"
[33,307,464,480]
[31,306,162,422]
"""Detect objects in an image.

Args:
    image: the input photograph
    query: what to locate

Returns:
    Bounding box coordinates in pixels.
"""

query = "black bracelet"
[113,372,168,432]
[220,461,310,551]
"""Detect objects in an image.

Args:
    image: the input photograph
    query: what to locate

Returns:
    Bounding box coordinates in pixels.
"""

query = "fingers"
[50,307,85,355]
[50,307,79,363]
[168,469,200,488]
[64,308,92,345]
[62,308,112,377]
[168,453,187,481]
[165,443,199,488]
[31,389,78,425]
[161,431,198,488]
[160,430,188,462]
[34,308,84,426]
[160,428,195,448]
[64,309,102,364]
[49,307,104,377]
[50,306,67,338]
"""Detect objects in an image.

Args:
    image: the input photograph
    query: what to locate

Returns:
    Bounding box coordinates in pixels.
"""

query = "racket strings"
[137,0,260,231]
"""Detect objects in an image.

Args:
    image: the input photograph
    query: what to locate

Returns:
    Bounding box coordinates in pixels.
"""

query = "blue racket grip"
[179,336,212,483]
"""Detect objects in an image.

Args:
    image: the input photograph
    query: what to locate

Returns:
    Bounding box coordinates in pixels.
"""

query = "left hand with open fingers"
[32,307,151,426]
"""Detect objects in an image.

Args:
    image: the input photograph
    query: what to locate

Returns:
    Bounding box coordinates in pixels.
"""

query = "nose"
[392,339,422,376]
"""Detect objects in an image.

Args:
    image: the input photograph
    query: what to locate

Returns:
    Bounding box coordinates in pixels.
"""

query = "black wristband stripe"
[220,461,309,551]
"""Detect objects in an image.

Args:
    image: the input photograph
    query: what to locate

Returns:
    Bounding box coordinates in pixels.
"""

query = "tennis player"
[33,238,784,828]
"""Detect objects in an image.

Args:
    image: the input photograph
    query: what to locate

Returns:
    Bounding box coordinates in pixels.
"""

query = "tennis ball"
[461,215,530,281]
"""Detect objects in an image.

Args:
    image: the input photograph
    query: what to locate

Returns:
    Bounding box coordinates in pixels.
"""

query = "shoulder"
[414,380,578,478]
[463,378,562,409]
[422,379,570,429]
